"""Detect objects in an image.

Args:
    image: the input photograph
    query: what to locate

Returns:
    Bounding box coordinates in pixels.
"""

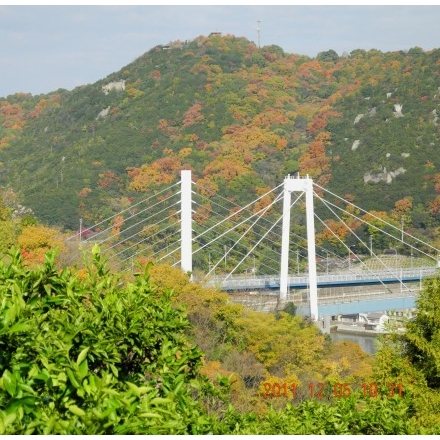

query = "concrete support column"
[181,170,192,277]
[279,175,318,320]
[305,181,318,321]
[280,186,292,301]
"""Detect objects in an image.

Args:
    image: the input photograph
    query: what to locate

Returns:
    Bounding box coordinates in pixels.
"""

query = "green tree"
[372,276,440,431]
[316,49,339,62]
[402,277,440,388]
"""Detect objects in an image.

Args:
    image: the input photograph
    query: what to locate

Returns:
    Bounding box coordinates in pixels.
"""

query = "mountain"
[0,34,440,247]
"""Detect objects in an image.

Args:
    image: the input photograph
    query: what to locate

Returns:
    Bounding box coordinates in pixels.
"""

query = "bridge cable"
[192,190,284,257]
[100,199,181,251]
[108,215,181,260]
[314,190,437,265]
[314,182,440,261]
[193,183,285,244]
[222,192,305,281]
[192,182,283,242]
[314,191,417,293]
[118,228,182,266]
[198,189,287,277]
[64,181,181,242]
[191,199,284,269]
[201,190,286,278]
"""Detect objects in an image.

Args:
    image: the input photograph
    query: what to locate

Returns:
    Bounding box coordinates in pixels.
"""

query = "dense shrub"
[0,246,216,434]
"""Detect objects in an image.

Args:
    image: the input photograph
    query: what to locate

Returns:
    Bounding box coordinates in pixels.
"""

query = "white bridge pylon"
[180,170,192,277]
[280,175,318,321]
[180,170,319,321]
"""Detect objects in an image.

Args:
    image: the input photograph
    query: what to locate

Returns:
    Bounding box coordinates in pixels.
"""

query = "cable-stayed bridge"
[66,170,440,320]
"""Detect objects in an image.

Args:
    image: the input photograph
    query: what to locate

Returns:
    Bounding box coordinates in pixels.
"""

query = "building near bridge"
[335,312,390,332]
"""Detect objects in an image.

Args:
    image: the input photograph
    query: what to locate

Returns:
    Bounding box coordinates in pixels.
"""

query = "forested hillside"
[1,34,440,248]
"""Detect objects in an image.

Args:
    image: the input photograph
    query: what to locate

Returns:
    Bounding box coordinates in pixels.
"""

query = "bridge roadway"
[205,266,438,292]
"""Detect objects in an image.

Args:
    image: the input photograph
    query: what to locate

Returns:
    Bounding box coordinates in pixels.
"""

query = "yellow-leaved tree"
[17,225,66,265]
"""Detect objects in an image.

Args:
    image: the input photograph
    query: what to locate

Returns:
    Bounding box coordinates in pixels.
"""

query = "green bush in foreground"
[0,246,217,434]
[217,392,429,435]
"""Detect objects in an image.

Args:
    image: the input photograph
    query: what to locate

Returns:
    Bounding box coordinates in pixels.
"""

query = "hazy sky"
[1,4,440,98]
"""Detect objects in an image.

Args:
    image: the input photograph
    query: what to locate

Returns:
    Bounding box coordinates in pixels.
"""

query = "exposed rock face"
[352,140,360,150]
[102,80,126,95]
[363,167,406,184]
[354,114,364,124]
[393,104,404,117]
[96,106,111,120]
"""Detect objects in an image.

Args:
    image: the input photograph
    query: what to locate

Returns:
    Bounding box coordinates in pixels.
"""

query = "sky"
[1,4,440,98]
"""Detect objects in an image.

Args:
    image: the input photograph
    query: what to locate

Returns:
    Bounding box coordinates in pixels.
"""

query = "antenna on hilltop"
[257,20,261,48]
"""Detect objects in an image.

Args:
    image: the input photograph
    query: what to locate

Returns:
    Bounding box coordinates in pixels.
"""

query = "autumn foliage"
[18,225,66,265]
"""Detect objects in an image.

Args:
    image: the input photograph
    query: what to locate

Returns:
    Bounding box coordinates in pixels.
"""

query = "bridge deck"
[205,267,436,292]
